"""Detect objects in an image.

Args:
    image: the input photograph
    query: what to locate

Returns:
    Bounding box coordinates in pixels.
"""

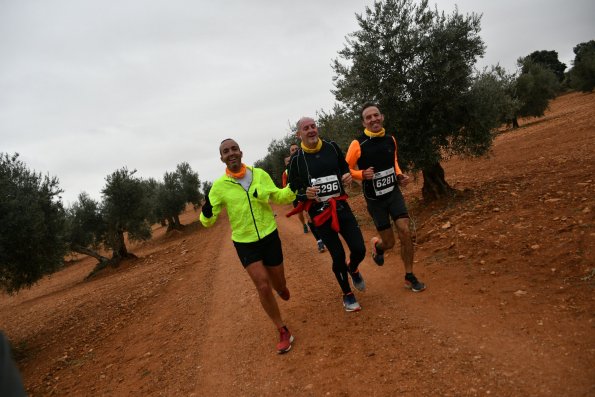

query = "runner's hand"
[306,186,320,201]
[341,172,352,186]
[362,167,375,180]
[202,195,213,218]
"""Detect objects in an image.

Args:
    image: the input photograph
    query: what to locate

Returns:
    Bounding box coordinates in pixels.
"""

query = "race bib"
[312,175,340,202]
[372,168,396,196]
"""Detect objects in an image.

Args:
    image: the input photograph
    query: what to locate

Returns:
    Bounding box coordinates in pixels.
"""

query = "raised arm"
[262,169,296,204]
[199,185,222,228]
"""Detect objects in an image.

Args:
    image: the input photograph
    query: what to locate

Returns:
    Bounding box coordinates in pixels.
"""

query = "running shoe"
[276,287,290,301]
[317,240,326,253]
[371,237,384,266]
[303,224,309,234]
[277,326,294,354]
[350,270,366,292]
[346,259,365,292]
[342,292,361,312]
[404,274,426,292]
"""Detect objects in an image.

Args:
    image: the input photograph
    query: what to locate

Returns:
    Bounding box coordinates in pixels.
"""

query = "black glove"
[202,194,213,218]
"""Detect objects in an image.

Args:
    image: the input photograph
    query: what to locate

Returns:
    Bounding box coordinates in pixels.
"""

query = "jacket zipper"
[245,190,260,240]
[227,176,260,240]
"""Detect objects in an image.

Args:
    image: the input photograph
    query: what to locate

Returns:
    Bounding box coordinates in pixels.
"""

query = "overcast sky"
[1,0,593,205]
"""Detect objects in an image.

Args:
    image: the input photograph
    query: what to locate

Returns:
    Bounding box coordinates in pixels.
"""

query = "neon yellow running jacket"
[200,167,296,243]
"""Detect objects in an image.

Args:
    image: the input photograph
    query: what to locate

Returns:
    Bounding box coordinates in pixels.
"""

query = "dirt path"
[1,92,593,396]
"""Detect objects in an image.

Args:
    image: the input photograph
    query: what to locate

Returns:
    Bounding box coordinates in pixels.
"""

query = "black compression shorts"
[366,188,409,231]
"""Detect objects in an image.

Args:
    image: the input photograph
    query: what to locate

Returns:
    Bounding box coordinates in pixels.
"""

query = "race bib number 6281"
[373,168,396,196]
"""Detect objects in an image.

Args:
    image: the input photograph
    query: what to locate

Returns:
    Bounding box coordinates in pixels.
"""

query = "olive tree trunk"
[70,244,109,263]
[512,117,520,129]
[421,162,456,202]
[112,230,131,260]
[166,215,183,231]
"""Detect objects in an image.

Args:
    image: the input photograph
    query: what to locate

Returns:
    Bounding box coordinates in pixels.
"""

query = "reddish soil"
[1,92,594,397]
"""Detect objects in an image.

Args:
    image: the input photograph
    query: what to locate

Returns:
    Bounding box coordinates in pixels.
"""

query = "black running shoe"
[405,274,426,292]
[276,287,290,301]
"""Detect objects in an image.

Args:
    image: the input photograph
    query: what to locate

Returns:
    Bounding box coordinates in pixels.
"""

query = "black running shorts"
[233,229,284,268]
[366,188,409,231]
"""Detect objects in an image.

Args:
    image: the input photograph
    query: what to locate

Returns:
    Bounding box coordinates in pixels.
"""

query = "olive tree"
[567,40,595,92]
[332,0,499,201]
[0,153,67,293]
[101,167,152,259]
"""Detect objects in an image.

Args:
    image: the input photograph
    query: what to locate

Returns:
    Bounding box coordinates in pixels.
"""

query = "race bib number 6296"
[312,175,340,202]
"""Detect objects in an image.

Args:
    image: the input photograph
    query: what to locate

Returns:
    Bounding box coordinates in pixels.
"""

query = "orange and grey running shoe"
[371,237,384,266]
[277,326,294,354]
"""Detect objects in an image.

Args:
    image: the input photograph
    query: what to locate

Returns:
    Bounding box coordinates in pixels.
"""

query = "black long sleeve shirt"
[287,139,350,217]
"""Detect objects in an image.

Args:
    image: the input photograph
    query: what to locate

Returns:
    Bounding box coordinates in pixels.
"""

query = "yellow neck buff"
[226,163,247,179]
[301,138,323,154]
[364,128,386,138]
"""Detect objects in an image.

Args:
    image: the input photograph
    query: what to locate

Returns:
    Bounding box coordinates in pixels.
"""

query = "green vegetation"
[524,50,566,82]
[567,40,595,92]
[513,58,560,124]
[0,153,67,294]
[146,162,203,232]
[100,167,153,260]
[66,192,107,264]
[0,154,208,292]
[331,0,496,201]
[254,134,296,185]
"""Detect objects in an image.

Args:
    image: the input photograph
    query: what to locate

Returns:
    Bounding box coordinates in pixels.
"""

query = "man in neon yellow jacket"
[200,138,296,354]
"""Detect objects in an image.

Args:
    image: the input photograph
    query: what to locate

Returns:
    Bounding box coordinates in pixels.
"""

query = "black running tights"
[315,208,366,294]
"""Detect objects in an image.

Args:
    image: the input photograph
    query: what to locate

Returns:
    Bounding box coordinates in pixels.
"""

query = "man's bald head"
[296,117,316,132]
